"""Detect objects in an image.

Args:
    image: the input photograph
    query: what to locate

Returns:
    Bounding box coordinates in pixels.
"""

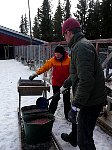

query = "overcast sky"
[0,0,78,32]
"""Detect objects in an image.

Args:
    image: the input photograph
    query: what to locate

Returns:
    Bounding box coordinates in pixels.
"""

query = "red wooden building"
[0,25,46,59]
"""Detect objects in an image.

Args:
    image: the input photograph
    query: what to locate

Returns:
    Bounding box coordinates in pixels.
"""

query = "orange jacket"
[36,52,70,86]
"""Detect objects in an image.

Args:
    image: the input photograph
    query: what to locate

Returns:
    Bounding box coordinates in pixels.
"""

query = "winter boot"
[61,133,77,147]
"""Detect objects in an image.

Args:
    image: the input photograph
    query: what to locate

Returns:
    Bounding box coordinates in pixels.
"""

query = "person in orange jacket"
[29,45,71,120]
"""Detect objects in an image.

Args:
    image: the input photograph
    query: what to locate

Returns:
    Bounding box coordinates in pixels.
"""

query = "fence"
[14,41,70,69]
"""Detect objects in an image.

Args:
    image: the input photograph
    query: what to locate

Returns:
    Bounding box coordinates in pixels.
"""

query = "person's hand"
[60,86,67,94]
[68,106,78,124]
[29,73,38,80]
[63,78,72,88]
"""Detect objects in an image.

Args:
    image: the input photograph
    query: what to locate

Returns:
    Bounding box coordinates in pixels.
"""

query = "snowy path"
[0,59,112,150]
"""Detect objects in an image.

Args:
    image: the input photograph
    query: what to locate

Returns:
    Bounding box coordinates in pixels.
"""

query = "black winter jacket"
[64,32,106,108]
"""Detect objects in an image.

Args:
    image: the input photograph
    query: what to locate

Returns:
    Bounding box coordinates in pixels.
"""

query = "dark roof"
[0,25,47,46]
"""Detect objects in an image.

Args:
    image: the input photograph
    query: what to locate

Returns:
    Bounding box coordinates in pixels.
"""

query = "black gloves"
[29,73,38,80]
[68,106,78,124]
[63,78,72,88]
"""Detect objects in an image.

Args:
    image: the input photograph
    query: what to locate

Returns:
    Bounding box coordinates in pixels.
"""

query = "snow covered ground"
[0,59,112,150]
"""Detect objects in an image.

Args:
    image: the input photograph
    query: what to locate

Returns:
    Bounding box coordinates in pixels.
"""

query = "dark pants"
[77,103,103,150]
[69,123,77,144]
[49,86,71,119]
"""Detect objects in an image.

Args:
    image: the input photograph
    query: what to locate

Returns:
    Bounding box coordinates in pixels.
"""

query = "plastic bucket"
[21,105,49,120]
[23,113,55,144]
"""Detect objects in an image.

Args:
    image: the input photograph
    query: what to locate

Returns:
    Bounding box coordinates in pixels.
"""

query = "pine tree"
[19,15,25,34]
[64,0,71,20]
[53,0,64,41]
[101,0,112,38]
[73,0,88,33]
[39,0,53,42]
[19,14,29,35]
[24,13,29,35]
[32,8,41,38]
[86,0,102,39]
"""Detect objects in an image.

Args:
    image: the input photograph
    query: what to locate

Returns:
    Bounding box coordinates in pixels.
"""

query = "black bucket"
[21,105,49,121]
[23,113,55,145]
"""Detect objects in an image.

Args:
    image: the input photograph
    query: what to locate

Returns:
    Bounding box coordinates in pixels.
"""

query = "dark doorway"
[0,44,14,59]
[0,44,5,59]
